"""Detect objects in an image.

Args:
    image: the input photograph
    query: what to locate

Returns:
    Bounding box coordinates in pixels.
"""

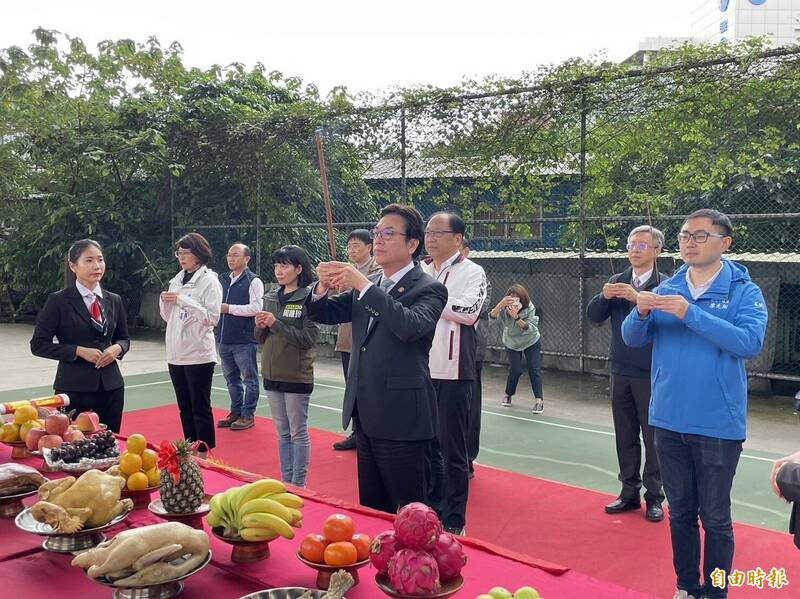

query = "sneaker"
[217,412,240,428]
[333,433,357,450]
[501,396,512,407]
[230,417,255,431]
[532,399,544,414]
[672,591,697,599]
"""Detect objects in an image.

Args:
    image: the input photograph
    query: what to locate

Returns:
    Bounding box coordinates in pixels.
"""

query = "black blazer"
[586,266,667,378]
[307,265,447,441]
[777,463,800,549]
[30,286,130,392]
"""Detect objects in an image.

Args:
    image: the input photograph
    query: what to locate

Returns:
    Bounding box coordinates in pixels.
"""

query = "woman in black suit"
[30,239,130,432]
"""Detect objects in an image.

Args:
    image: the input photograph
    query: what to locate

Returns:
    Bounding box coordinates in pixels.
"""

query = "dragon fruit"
[370,530,402,574]
[431,532,467,581]
[394,502,442,550]
[388,548,442,596]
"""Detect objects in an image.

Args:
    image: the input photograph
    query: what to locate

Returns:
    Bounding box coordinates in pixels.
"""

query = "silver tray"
[15,504,132,552]
[0,487,38,518]
[89,551,212,599]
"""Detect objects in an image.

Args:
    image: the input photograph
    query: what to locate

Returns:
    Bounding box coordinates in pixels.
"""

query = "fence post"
[256,176,262,277]
[579,86,588,374]
[169,173,175,245]
[400,107,407,203]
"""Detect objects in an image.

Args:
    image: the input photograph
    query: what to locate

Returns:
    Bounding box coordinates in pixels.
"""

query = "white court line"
[129,378,779,464]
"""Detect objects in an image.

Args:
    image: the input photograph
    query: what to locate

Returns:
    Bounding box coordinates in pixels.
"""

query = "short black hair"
[379,203,425,260]
[430,211,466,236]
[271,245,315,288]
[683,209,733,237]
[175,233,212,265]
[348,229,373,246]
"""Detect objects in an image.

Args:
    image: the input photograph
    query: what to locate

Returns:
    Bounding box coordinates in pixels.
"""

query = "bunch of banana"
[207,479,304,542]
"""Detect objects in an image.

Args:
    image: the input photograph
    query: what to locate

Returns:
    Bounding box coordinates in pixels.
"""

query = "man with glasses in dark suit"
[308,204,447,513]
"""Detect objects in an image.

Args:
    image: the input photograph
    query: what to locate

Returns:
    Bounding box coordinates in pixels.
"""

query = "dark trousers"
[354,416,432,513]
[505,340,543,398]
[655,427,743,599]
[168,362,216,450]
[611,373,663,503]
[58,381,124,433]
[429,379,472,529]
[467,362,483,471]
[340,352,356,435]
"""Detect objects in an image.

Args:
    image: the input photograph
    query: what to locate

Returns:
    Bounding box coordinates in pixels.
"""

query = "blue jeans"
[654,427,742,599]
[267,391,310,487]
[219,343,260,418]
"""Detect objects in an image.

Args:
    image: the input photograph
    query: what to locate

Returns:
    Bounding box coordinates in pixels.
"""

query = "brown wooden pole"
[315,131,337,260]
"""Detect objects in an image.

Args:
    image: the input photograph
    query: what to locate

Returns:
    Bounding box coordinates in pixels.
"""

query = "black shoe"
[604,497,641,514]
[646,501,664,522]
[443,525,465,536]
[333,433,357,451]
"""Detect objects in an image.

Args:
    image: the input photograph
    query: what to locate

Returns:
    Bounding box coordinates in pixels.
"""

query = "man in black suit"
[586,225,666,522]
[30,239,130,432]
[308,204,448,513]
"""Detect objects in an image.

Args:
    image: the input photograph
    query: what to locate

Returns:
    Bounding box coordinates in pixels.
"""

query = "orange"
[119,451,143,476]
[13,405,38,425]
[299,533,328,564]
[140,448,158,471]
[323,541,358,566]
[322,514,355,542]
[145,467,160,487]
[126,471,149,491]
[350,533,372,561]
[126,434,147,455]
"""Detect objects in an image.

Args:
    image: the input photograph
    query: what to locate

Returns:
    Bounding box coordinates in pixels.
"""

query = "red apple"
[63,429,85,443]
[74,411,101,433]
[45,412,70,436]
[38,435,63,451]
[37,407,56,419]
[26,428,48,451]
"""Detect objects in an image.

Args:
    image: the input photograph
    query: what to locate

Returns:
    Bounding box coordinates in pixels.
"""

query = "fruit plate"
[148,498,209,529]
[375,573,464,599]
[0,487,38,518]
[296,552,370,590]
[88,550,211,599]
[212,527,274,564]
[42,447,119,473]
[15,504,132,552]
[120,485,160,508]
[1,440,30,459]
[239,589,346,599]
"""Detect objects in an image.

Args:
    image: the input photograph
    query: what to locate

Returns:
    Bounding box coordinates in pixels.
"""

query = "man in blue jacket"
[622,209,768,599]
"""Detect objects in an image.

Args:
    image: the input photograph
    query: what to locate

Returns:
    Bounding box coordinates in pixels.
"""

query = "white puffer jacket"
[159,266,223,365]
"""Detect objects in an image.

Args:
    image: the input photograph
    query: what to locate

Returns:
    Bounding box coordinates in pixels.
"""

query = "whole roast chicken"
[72,522,210,586]
[31,469,133,533]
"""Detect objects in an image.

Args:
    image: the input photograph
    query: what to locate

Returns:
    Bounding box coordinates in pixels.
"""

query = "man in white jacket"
[421,212,487,535]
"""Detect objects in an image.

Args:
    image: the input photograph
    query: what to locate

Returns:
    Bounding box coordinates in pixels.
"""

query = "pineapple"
[159,439,204,514]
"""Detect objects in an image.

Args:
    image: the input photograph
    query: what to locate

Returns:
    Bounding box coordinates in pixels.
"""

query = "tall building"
[691,0,800,46]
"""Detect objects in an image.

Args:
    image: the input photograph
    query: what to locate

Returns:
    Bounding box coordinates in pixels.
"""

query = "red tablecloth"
[0,442,656,598]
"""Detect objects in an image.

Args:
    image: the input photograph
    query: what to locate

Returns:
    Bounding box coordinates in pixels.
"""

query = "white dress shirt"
[631,269,653,289]
[75,281,102,312]
[225,271,265,317]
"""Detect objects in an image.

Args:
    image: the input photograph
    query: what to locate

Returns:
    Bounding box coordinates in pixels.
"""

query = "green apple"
[514,587,541,599]
[488,588,514,599]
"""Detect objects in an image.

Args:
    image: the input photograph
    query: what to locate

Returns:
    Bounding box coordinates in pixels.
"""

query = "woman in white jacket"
[160,233,223,452]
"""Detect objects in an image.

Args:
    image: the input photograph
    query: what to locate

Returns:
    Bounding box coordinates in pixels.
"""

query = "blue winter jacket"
[621,260,768,440]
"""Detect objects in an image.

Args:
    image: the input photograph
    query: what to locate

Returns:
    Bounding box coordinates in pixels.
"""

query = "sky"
[1,0,694,98]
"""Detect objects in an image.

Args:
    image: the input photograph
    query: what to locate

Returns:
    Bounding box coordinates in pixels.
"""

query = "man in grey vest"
[217,243,264,431]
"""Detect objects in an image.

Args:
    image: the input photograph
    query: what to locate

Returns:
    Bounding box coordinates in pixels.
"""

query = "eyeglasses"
[425,229,455,239]
[175,250,194,258]
[626,242,656,251]
[677,231,727,244]
[371,227,407,241]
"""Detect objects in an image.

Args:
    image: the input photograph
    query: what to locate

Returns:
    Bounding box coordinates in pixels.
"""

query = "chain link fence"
[170,46,800,390]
